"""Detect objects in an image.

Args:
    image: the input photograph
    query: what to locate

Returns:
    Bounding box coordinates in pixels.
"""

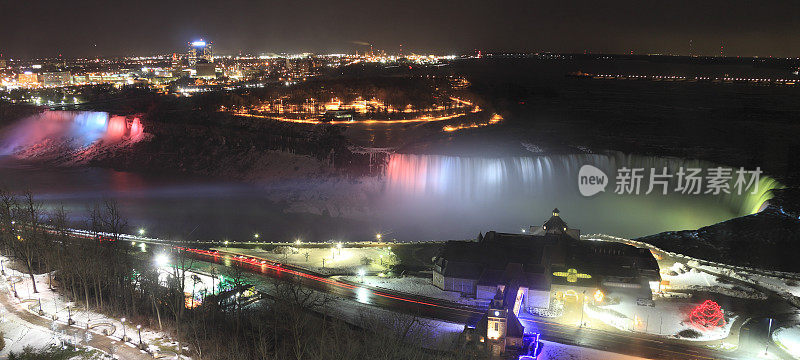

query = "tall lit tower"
[188,39,213,66]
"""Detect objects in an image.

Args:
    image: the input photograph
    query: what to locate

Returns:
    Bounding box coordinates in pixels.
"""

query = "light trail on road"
[27,226,755,360]
[180,247,475,311]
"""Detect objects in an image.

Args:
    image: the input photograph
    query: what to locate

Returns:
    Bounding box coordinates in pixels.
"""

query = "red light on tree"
[690,300,726,330]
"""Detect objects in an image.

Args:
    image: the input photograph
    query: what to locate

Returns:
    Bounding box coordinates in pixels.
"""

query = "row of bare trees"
[0,189,489,359]
[0,190,185,345]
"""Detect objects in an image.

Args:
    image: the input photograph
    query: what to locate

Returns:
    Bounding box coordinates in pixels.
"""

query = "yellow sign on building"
[553,268,591,283]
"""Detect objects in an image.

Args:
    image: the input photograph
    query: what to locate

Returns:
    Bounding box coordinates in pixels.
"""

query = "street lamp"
[137,324,143,348]
[765,318,773,355]
[67,303,74,325]
[154,253,170,268]
[224,240,229,248]
[337,242,342,255]
[295,239,301,245]
[121,317,127,342]
[580,290,587,328]
[254,233,259,239]
[138,228,145,236]
[376,233,382,241]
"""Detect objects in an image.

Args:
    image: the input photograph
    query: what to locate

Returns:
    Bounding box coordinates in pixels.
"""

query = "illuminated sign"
[553,268,592,283]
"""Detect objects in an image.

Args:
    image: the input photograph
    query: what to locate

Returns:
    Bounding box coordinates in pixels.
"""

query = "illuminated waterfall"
[384,152,782,217]
[0,111,144,156]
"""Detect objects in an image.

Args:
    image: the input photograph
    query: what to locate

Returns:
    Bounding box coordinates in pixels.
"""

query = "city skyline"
[1,0,799,58]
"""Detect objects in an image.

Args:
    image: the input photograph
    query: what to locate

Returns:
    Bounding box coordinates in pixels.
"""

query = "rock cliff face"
[86,121,337,181]
[636,205,800,273]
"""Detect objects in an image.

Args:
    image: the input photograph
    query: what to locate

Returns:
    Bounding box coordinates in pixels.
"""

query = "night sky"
[1,0,798,58]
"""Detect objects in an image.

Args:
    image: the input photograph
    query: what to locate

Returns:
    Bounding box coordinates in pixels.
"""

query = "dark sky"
[1,0,798,58]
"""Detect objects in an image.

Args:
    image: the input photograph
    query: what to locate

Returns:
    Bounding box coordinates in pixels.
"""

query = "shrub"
[677,329,701,338]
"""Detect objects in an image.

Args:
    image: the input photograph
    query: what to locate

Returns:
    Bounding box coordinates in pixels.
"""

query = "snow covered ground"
[736,273,800,297]
[590,296,736,341]
[662,262,766,300]
[0,256,188,359]
[538,340,651,360]
[0,304,60,357]
[697,264,800,302]
[336,275,489,306]
[773,325,800,359]
[223,246,395,275]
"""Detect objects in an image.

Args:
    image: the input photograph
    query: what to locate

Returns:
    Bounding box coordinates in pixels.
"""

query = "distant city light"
[191,41,207,47]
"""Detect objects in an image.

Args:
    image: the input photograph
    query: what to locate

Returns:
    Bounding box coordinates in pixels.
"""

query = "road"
[182,247,768,360]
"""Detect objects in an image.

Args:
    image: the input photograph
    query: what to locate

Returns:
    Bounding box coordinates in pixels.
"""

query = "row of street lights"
[119,317,145,348]
[131,226,397,245]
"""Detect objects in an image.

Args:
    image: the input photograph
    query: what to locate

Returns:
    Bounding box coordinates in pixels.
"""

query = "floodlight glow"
[191,41,207,47]
[154,253,170,267]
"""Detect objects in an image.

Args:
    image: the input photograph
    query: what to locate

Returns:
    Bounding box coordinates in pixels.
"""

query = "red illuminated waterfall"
[106,116,127,139]
[130,117,143,138]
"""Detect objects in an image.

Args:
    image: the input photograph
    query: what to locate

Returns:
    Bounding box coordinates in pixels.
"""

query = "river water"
[0,111,782,242]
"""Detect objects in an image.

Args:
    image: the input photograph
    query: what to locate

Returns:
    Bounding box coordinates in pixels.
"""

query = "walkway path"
[0,277,152,359]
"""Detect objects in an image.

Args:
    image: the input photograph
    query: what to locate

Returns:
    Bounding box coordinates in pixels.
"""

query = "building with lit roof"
[433,209,661,312]
[446,209,661,356]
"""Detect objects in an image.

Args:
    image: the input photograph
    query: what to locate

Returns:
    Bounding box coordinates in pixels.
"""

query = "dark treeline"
[0,189,489,359]
[0,101,41,127]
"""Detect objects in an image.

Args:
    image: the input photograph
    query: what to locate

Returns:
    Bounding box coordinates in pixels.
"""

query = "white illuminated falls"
[379,153,783,238]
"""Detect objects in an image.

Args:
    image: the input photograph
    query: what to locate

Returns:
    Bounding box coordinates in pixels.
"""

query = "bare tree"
[15,192,44,293]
